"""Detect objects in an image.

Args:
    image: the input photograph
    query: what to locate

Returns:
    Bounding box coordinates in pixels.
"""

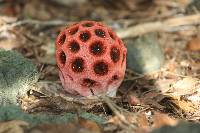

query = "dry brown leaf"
[79,118,102,133]
[167,61,177,72]
[172,77,199,96]
[107,113,137,126]
[155,79,175,93]
[0,38,21,50]
[107,112,150,133]
[29,121,100,133]
[137,113,149,130]
[152,112,178,129]
[164,47,174,56]
[107,116,122,125]
[0,120,29,133]
[172,98,197,113]
[186,37,200,51]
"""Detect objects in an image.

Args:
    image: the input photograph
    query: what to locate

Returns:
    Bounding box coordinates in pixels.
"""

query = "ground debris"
[0,0,200,133]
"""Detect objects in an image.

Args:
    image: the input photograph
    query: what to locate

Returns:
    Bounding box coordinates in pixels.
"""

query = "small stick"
[116,14,200,38]
[101,95,137,131]
[0,19,69,32]
[1,14,199,38]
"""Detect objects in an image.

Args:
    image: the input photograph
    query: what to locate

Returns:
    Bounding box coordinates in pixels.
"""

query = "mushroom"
[55,21,127,97]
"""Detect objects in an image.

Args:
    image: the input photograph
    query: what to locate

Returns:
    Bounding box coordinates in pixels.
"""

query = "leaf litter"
[0,0,200,133]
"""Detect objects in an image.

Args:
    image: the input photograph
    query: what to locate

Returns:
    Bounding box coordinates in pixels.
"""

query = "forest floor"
[0,0,200,133]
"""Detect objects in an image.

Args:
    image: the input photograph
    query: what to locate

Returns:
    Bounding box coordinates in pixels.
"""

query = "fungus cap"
[55,21,126,97]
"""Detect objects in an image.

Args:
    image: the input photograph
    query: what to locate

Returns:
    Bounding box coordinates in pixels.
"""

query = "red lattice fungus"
[55,21,127,97]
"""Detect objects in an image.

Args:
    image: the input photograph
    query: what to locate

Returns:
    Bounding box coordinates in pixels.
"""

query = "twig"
[101,96,137,131]
[1,14,199,38]
[116,14,200,38]
[0,19,68,32]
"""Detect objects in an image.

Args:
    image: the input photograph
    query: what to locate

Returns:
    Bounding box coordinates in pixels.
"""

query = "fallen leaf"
[172,98,197,113]
[172,77,199,96]
[155,79,175,93]
[186,37,200,51]
[151,122,200,133]
[0,120,29,133]
[29,120,101,133]
[0,38,21,50]
[107,116,122,125]
[79,118,102,133]
[137,113,149,130]
[107,113,137,125]
[152,112,178,129]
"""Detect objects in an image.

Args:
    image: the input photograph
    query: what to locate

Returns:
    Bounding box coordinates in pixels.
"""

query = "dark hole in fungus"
[110,47,120,63]
[58,34,66,45]
[71,58,84,73]
[95,29,106,38]
[109,32,115,40]
[80,31,90,42]
[94,61,108,76]
[82,23,93,27]
[69,41,80,53]
[59,51,66,65]
[112,75,119,80]
[68,26,79,35]
[82,78,96,87]
[90,41,104,55]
